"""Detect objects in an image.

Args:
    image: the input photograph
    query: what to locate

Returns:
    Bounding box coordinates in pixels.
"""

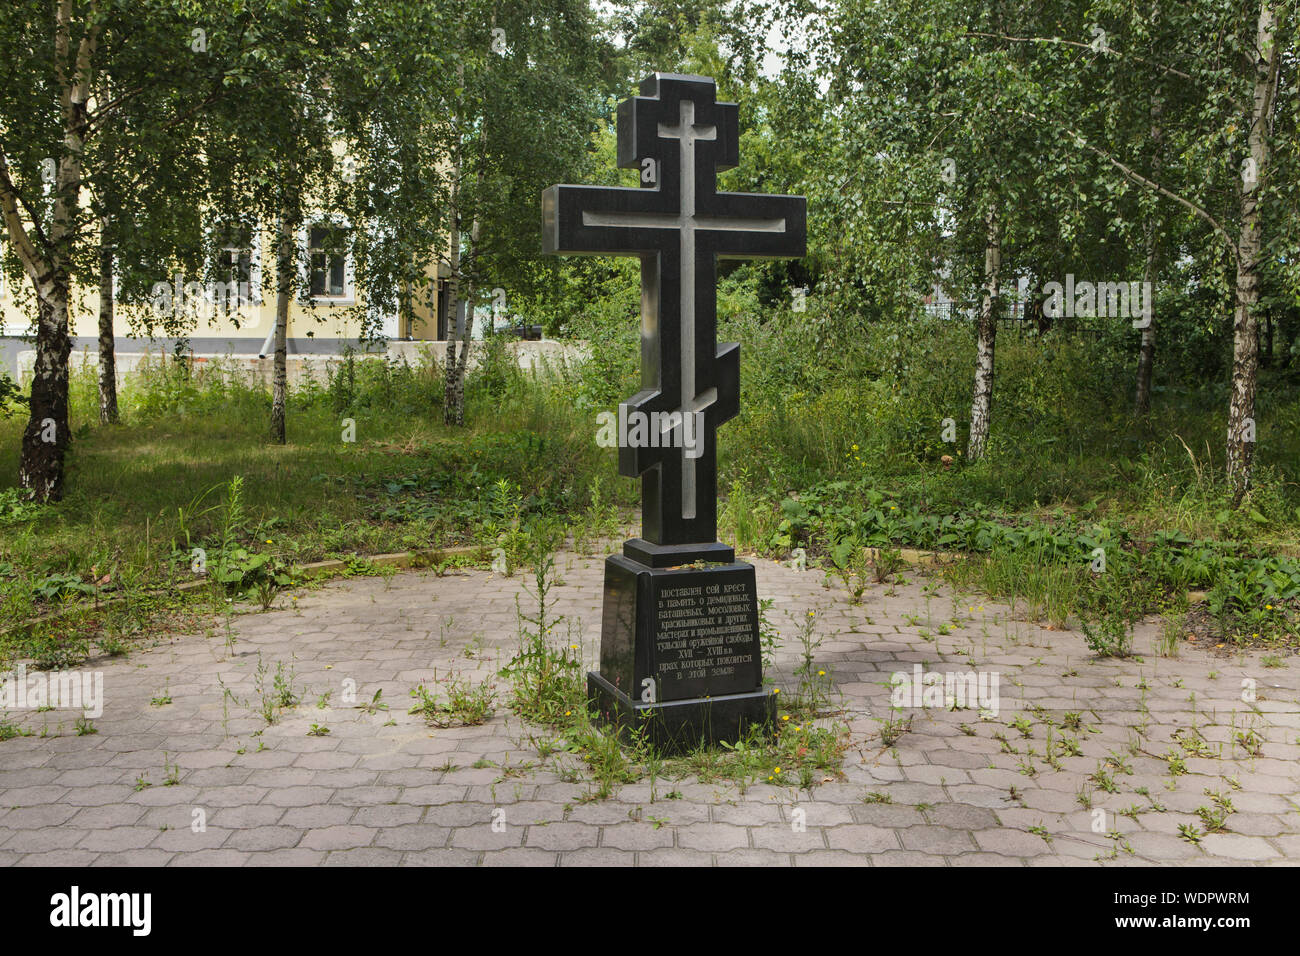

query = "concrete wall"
[9,337,589,389]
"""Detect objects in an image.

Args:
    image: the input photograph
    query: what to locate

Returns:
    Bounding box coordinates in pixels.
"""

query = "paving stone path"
[1,552,1297,866]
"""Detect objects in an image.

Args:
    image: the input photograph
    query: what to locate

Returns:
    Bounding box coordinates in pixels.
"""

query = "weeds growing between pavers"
[496,548,851,801]
[410,673,498,728]
[0,544,1288,865]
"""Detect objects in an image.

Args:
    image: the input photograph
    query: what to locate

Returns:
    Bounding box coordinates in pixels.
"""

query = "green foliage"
[495,538,849,797]
[251,655,302,725]
[409,675,497,728]
[126,358,269,424]
[0,488,46,526]
[498,550,586,724]
[0,369,25,420]
[319,349,444,417]
[29,571,102,602]
[1079,578,1141,658]
[750,470,1299,644]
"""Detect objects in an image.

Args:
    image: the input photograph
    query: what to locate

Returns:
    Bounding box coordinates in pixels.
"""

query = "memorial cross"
[543,74,806,551]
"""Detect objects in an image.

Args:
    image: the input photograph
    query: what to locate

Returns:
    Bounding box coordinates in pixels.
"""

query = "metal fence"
[920,301,1107,338]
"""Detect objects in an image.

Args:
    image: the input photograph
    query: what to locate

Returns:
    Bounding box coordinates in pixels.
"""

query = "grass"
[945,543,1085,630]
[4,317,1300,665]
[409,673,498,728]
[0,355,631,665]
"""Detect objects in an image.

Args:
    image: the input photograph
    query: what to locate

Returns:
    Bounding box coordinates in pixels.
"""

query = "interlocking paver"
[2,827,89,851]
[351,805,425,828]
[244,849,326,866]
[1,553,1294,866]
[1200,834,1283,860]
[169,849,251,866]
[676,822,749,851]
[370,825,451,851]
[299,825,375,851]
[226,826,305,851]
[481,848,559,866]
[899,825,978,854]
[635,848,712,866]
[322,848,403,865]
[825,824,901,853]
[750,825,827,852]
[974,829,1058,857]
[79,827,165,852]
[13,849,100,866]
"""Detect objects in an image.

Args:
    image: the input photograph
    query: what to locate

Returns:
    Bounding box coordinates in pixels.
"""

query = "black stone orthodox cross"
[543,74,805,560]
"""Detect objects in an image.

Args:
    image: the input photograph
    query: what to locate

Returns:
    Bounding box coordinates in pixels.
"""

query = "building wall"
[0,226,452,376]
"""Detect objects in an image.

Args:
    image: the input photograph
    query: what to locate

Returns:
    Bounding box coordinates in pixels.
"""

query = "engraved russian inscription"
[651,571,759,700]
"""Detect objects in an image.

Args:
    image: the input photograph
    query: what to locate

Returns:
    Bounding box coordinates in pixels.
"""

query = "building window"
[220,243,252,288]
[309,225,348,298]
[211,226,253,307]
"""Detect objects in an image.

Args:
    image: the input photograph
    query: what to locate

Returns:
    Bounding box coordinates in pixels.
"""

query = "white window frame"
[299,215,355,307]
[205,223,262,311]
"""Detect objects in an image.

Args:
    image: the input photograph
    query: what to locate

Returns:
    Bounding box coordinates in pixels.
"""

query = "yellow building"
[0,222,455,378]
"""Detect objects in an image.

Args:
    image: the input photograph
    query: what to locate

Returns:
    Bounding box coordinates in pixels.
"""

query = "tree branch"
[0,152,53,288]
[1008,105,1238,260]
[962,30,1197,83]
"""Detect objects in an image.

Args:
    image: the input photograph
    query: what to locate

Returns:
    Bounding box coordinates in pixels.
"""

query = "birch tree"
[963,0,1295,497]
[823,0,1083,462]
[0,1,104,500]
[0,0,280,498]
[432,0,602,427]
